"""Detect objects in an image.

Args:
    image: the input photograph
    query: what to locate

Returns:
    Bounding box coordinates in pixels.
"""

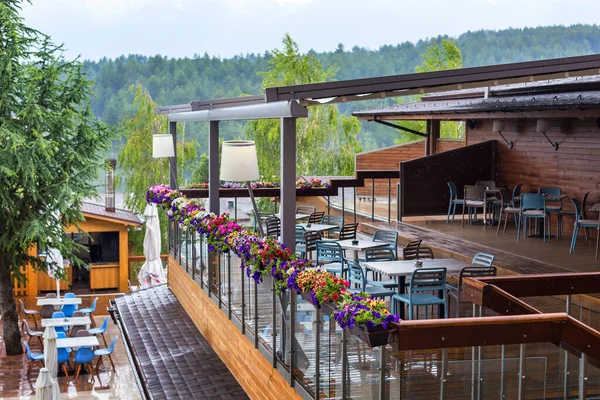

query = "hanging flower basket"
[299,291,337,315]
[349,323,398,348]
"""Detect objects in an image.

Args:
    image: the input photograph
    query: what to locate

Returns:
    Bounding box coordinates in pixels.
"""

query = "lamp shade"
[536,119,551,133]
[152,134,175,158]
[492,120,505,132]
[220,140,260,182]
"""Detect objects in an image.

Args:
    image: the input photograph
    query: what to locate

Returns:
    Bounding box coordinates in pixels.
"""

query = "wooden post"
[427,119,441,155]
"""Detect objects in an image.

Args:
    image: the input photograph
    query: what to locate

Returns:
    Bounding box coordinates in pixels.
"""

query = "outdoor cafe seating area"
[446,180,600,259]
[256,205,498,322]
[18,292,117,382]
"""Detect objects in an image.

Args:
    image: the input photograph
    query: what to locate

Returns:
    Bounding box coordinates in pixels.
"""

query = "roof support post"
[209,121,220,214]
[427,120,440,156]
[169,121,178,190]
[280,117,296,253]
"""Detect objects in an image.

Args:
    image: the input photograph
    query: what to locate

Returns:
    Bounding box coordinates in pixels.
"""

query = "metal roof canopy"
[264,54,600,105]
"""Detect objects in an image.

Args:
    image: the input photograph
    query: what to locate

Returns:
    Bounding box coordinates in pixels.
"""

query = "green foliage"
[81,25,600,153]
[415,39,463,72]
[116,84,199,253]
[246,34,362,179]
[0,0,118,279]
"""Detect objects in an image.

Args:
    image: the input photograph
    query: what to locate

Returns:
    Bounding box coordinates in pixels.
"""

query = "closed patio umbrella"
[138,204,166,288]
[42,326,61,399]
[46,248,63,298]
[35,368,53,400]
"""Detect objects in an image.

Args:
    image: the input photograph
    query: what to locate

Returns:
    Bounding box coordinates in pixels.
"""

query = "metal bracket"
[373,117,427,137]
[540,131,559,151]
[497,131,513,149]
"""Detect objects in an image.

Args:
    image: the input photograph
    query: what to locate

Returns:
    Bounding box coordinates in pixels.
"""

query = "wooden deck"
[362,218,600,275]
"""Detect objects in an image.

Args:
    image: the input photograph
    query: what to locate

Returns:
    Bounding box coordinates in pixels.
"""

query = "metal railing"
[168,222,600,399]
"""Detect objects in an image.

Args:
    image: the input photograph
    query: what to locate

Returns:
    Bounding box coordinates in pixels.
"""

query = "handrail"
[475,272,600,297]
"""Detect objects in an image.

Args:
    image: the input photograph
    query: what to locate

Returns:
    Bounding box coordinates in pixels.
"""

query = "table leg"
[438,290,445,318]
[353,250,359,262]
[398,277,406,320]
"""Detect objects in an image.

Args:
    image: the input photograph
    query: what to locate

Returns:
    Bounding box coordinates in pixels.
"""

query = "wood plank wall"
[467,118,600,230]
[168,257,302,400]
[355,139,464,197]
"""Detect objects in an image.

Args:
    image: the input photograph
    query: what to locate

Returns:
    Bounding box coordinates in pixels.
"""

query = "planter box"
[299,291,337,315]
[350,324,397,348]
[181,187,336,199]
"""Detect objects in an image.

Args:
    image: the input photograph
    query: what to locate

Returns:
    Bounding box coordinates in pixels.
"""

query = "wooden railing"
[127,254,169,282]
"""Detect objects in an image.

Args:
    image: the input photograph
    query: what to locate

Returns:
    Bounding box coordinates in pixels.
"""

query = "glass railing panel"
[292,293,317,396]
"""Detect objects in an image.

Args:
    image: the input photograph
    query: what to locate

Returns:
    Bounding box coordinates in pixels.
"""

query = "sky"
[21,0,600,61]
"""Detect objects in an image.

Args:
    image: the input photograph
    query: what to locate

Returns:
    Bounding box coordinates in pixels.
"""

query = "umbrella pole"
[56,278,60,299]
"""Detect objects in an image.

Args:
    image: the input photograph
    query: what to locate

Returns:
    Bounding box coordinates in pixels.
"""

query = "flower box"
[349,323,398,348]
[299,291,337,315]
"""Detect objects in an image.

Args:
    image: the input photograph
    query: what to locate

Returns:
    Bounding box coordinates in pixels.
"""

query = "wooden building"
[353,75,600,230]
[15,203,142,297]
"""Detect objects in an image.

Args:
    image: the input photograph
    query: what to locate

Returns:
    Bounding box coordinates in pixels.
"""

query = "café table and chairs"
[517,193,551,242]
[346,260,396,300]
[297,222,339,235]
[41,316,92,329]
[315,240,346,277]
[539,187,567,238]
[336,239,390,262]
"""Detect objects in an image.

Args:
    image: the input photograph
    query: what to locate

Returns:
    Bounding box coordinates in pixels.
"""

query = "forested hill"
[85,24,600,150]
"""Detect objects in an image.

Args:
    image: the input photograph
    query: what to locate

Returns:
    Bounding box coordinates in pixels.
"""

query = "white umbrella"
[138,204,166,288]
[42,326,61,399]
[35,367,53,400]
[46,248,63,298]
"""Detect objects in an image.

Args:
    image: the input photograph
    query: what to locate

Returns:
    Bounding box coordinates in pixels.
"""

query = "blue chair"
[446,182,465,223]
[518,193,549,242]
[74,346,96,383]
[392,268,448,320]
[316,240,346,277]
[51,311,68,334]
[295,225,306,257]
[462,185,487,227]
[94,335,118,373]
[372,230,399,259]
[447,265,497,317]
[61,292,78,317]
[300,231,320,260]
[24,341,45,378]
[363,248,398,289]
[321,215,343,238]
[79,297,99,327]
[55,331,72,380]
[539,187,563,238]
[346,260,395,300]
[570,198,600,254]
[89,317,110,347]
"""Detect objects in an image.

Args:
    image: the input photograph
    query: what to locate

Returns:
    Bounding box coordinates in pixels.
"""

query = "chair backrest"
[52,311,65,319]
[346,260,366,291]
[316,241,344,264]
[24,342,35,359]
[472,252,495,267]
[296,205,316,215]
[264,216,281,238]
[108,336,118,353]
[364,248,395,262]
[74,347,95,363]
[295,226,306,243]
[464,185,485,201]
[417,247,435,259]
[373,230,398,247]
[75,329,90,337]
[476,181,496,189]
[303,231,321,254]
[447,182,458,200]
[582,192,590,219]
[538,187,561,197]
[19,299,27,314]
[99,316,109,332]
[458,266,497,292]
[511,184,523,206]
[321,215,343,227]
[87,297,99,313]
[520,193,546,211]
[338,223,358,240]
[23,320,36,336]
[40,305,55,319]
[46,293,57,298]
[70,325,88,338]
[72,311,84,318]
[308,211,325,224]
[62,304,77,318]
[409,268,447,297]
[57,331,67,339]
[402,240,422,260]
[571,198,583,223]
[64,292,76,298]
